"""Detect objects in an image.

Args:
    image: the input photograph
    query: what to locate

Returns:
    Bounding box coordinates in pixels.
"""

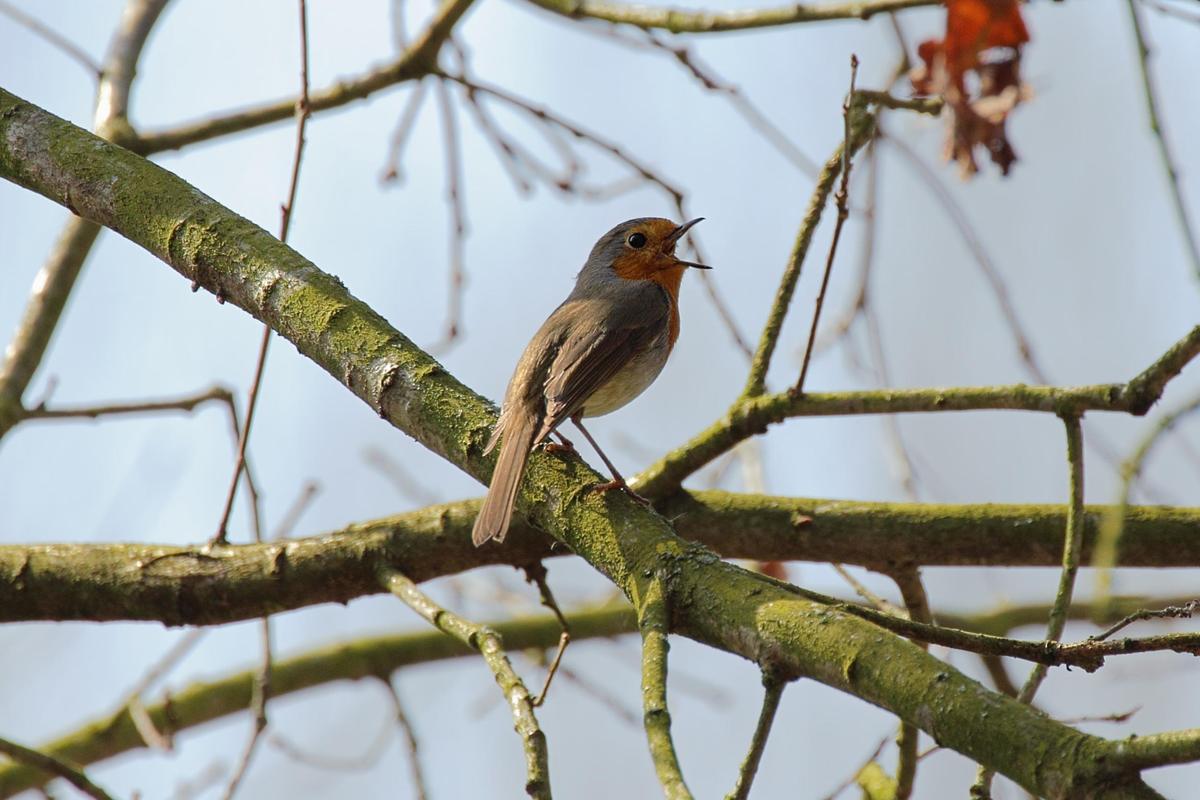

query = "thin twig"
[217,7,308,797]
[121,628,208,750]
[832,564,900,615]
[439,71,754,357]
[891,567,932,800]
[384,677,429,800]
[1089,599,1199,643]
[523,562,571,707]
[597,24,819,176]
[271,480,320,540]
[1141,0,1200,25]
[211,0,312,547]
[639,578,693,799]
[724,673,785,800]
[363,446,442,506]
[0,0,170,439]
[132,0,475,155]
[379,81,429,183]
[1094,390,1200,603]
[426,79,469,354]
[220,618,273,800]
[743,102,877,398]
[818,737,890,800]
[522,0,940,33]
[973,413,1087,796]
[378,568,550,798]
[0,737,115,800]
[0,0,102,76]
[1126,0,1200,281]
[882,131,1049,383]
[634,324,1200,498]
[795,55,861,395]
[22,385,233,421]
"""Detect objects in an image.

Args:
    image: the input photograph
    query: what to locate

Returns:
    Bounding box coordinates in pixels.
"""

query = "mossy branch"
[0,605,635,798]
[4,494,1200,625]
[0,87,1185,797]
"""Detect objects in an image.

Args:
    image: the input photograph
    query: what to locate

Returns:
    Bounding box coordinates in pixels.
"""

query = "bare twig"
[439,71,754,358]
[795,56,861,395]
[891,567,933,799]
[522,0,939,33]
[743,101,877,398]
[384,677,429,800]
[635,325,1200,498]
[1094,390,1200,602]
[725,673,785,800]
[832,564,900,615]
[133,0,475,155]
[0,0,170,439]
[219,618,273,800]
[639,578,693,799]
[0,0,101,76]
[22,385,234,421]
[0,737,114,800]
[211,0,312,547]
[523,563,571,707]
[121,628,207,750]
[1126,0,1200,281]
[1141,0,1200,24]
[426,79,469,354]
[597,25,818,175]
[818,737,890,800]
[378,568,550,798]
[217,7,308,797]
[882,132,1049,383]
[271,480,320,540]
[973,413,1086,796]
[363,446,442,506]
[1089,599,1199,643]
[379,82,429,183]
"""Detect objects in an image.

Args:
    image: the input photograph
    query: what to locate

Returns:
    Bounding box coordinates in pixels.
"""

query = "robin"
[472,217,708,546]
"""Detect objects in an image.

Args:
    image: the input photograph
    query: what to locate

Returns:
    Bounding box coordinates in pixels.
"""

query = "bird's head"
[579,217,709,294]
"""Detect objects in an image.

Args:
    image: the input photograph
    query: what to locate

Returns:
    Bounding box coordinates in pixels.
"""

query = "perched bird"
[472,217,708,546]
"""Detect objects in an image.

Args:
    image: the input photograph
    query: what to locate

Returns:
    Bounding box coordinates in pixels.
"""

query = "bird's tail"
[472,415,537,546]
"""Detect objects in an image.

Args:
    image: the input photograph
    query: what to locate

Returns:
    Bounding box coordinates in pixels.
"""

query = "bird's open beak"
[668,217,711,269]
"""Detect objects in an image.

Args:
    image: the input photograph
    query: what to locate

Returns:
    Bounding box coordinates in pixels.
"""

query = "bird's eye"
[627,232,647,249]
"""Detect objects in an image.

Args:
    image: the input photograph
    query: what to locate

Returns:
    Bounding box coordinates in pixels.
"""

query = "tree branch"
[379,568,550,798]
[639,577,692,798]
[522,0,936,34]
[0,605,635,798]
[636,325,1200,497]
[130,0,476,155]
[4,492,1200,625]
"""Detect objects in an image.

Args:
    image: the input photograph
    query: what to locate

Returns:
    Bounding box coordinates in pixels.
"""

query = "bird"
[471,217,708,546]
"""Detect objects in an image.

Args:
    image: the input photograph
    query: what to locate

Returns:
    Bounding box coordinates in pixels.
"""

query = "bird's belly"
[580,341,670,418]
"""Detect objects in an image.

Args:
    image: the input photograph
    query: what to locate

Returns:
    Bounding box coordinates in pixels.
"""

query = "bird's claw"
[590,478,652,506]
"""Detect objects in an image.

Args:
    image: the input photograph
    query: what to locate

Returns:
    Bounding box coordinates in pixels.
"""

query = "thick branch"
[0,90,1179,796]
[3,493,1200,625]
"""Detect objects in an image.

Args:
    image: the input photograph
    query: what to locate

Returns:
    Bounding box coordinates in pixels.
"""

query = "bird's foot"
[543,441,576,456]
[590,478,651,506]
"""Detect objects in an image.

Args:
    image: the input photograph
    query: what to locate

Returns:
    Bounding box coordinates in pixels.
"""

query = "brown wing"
[532,314,663,444]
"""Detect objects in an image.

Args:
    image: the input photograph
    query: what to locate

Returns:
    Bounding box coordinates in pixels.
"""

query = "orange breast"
[613,254,685,350]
